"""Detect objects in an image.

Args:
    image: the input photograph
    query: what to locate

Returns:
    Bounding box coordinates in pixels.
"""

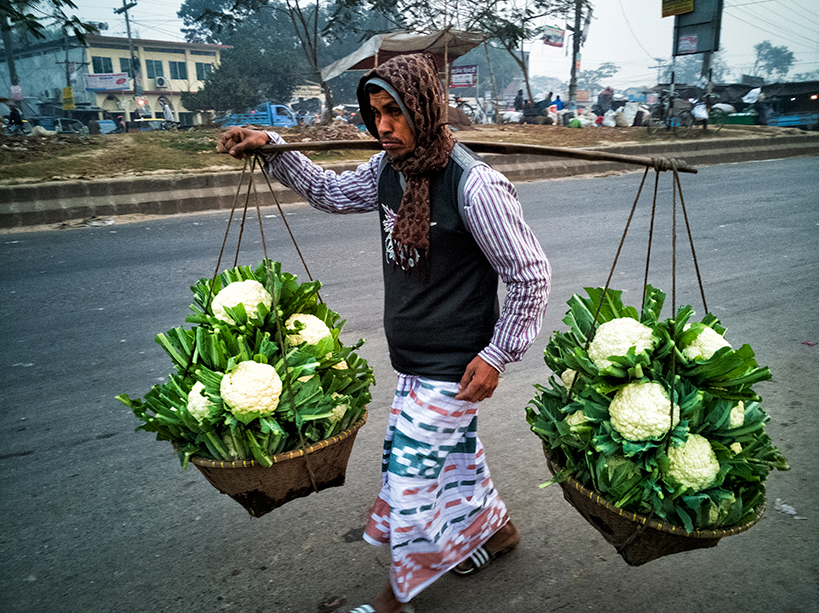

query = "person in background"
[88,117,101,135]
[216,52,551,613]
[554,95,564,111]
[7,104,24,134]
[514,89,524,111]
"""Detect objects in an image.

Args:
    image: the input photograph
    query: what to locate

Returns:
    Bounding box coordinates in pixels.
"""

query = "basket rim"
[190,411,367,469]
[544,445,765,539]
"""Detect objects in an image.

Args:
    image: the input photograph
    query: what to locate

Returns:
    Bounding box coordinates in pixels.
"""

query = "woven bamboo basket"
[543,444,765,565]
[190,412,367,518]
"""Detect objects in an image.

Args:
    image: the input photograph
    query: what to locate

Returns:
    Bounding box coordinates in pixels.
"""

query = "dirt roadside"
[0,121,804,186]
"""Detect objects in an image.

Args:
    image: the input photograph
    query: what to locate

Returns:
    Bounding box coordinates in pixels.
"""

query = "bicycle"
[450,96,477,122]
[646,89,694,137]
[692,93,728,133]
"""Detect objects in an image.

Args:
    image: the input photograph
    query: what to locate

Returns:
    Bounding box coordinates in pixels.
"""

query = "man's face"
[369,90,416,157]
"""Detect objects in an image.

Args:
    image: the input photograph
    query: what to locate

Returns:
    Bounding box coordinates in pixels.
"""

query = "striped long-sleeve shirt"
[264,132,551,373]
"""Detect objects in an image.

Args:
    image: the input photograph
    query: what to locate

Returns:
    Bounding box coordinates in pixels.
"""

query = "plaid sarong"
[363,374,509,602]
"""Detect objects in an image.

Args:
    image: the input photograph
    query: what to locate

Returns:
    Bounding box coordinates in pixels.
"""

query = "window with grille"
[169,61,188,80]
[92,56,113,73]
[196,62,213,81]
[145,60,164,79]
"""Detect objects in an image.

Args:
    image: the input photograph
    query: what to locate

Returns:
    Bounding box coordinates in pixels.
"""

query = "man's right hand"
[216,127,270,159]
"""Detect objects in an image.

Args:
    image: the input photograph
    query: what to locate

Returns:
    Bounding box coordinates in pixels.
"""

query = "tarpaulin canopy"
[320,30,485,82]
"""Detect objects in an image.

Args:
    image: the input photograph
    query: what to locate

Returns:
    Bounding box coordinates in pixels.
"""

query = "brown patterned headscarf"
[357,53,456,270]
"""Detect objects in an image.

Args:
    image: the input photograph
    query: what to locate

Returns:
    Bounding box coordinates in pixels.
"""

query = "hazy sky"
[72,0,819,89]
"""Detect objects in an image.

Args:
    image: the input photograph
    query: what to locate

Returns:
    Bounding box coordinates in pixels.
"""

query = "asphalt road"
[1,157,817,613]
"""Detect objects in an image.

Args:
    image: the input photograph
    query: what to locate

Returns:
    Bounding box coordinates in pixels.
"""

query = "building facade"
[1,34,229,125]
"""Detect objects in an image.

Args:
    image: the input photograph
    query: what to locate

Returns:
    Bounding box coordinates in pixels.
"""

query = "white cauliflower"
[330,392,350,422]
[565,410,588,432]
[220,360,282,420]
[730,442,743,454]
[682,325,731,361]
[331,360,349,370]
[211,280,272,324]
[186,381,215,423]
[588,317,654,369]
[560,368,579,390]
[666,433,721,491]
[285,313,332,346]
[729,401,745,428]
[608,381,680,441]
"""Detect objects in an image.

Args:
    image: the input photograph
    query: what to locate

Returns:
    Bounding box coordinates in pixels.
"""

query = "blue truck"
[216,103,299,128]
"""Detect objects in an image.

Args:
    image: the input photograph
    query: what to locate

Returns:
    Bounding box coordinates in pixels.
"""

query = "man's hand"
[455,356,500,402]
[216,127,270,159]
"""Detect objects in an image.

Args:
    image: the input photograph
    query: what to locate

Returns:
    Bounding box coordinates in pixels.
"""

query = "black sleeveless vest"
[378,145,499,381]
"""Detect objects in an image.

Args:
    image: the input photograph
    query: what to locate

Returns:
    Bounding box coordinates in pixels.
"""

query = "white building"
[0,33,229,125]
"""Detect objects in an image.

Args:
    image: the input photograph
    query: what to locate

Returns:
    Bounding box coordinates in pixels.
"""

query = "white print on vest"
[381,203,420,269]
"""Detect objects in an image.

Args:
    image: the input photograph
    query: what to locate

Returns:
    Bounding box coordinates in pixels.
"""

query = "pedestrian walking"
[217,52,551,613]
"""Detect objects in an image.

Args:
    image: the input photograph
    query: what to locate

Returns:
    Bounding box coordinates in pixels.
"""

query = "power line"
[615,0,658,61]
[749,1,819,38]
[723,8,819,48]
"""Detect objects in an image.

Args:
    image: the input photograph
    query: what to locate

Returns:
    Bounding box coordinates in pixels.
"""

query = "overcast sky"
[72,0,819,90]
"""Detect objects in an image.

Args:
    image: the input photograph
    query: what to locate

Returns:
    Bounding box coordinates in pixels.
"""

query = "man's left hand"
[455,356,500,402]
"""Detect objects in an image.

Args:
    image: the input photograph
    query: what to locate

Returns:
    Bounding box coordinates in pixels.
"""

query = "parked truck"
[216,103,299,128]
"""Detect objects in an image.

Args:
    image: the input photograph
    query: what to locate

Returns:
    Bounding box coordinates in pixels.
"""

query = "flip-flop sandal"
[451,542,517,576]
[349,605,415,613]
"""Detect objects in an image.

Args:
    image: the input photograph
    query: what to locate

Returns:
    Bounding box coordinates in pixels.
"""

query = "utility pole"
[567,0,583,111]
[114,0,141,96]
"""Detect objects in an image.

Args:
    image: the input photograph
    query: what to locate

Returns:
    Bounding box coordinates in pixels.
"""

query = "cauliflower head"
[682,325,731,361]
[730,442,743,454]
[608,381,680,441]
[220,360,282,420]
[666,433,721,492]
[285,313,332,346]
[560,368,579,390]
[565,410,588,431]
[729,401,745,428]
[211,280,272,324]
[186,381,215,423]
[588,317,654,369]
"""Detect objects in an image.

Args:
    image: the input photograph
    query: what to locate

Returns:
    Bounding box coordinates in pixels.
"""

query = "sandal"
[451,542,518,576]
[349,606,415,613]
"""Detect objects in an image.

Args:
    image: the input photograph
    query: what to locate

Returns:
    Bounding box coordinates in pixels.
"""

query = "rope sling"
[196,139,701,516]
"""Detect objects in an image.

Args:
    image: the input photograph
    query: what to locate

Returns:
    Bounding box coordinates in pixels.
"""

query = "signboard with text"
[543,26,565,47]
[451,65,478,88]
[662,0,694,18]
[62,87,75,110]
[86,73,130,91]
[673,0,723,55]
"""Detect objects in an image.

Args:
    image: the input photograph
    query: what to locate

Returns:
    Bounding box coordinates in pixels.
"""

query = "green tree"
[325,0,579,112]
[661,51,731,85]
[1,0,95,86]
[179,0,344,122]
[752,40,794,81]
[180,29,306,114]
[792,69,819,82]
[576,61,618,91]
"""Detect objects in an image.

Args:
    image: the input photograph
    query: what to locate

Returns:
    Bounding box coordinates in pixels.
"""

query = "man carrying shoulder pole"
[217,53,551,613]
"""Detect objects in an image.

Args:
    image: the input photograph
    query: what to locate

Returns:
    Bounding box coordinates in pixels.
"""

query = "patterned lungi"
[363,374,509,603]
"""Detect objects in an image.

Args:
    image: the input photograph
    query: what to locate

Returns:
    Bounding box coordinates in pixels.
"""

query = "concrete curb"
[2,133,818,228]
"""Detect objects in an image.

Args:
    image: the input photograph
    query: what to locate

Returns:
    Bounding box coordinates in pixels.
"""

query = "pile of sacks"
[600,101,645,128]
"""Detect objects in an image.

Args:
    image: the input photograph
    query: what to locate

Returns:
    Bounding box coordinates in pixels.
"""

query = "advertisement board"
[62,87,75,110]
[543,25,565,47]
[673,0,723,56]
[86,73,130,91]
[662,0,694,18]
[451,65,478,88]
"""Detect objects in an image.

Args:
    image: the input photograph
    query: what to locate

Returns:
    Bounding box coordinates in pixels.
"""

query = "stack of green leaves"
[526,286,788,533]
[118,260,375,469]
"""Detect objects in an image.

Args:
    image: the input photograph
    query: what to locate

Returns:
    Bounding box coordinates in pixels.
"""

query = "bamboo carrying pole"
[257,140,698,174]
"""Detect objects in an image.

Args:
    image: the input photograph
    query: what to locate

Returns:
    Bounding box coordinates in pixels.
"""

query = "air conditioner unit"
[155,76,168,88]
